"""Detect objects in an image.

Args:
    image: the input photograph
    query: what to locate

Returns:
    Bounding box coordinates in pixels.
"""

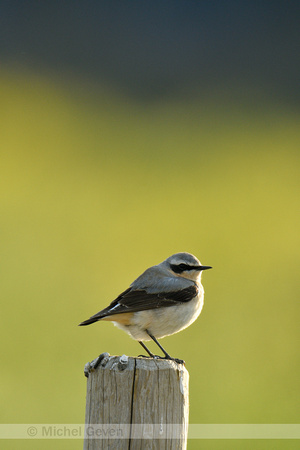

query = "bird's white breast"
[114,285,204,341]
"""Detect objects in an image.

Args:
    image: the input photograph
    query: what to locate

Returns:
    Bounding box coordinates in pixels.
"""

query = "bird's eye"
[170,263,189,273]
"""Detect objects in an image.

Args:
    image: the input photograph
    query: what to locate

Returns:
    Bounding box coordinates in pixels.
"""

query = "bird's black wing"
[79,285,198,325]
[117,285,198,310]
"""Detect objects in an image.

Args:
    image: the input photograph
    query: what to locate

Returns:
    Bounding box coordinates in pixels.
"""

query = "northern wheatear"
[79,252,212,362]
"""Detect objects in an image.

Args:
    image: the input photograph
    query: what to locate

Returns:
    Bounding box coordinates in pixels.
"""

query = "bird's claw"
[138,354,184,365]
[138,354,160,359]
[173,358,185,365]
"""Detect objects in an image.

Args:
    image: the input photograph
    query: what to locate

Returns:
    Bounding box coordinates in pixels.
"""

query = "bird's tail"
[79,319,98,327]
[79,316,102,326]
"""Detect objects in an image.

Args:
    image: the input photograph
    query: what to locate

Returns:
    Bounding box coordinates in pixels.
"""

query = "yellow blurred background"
[0,65,299,450]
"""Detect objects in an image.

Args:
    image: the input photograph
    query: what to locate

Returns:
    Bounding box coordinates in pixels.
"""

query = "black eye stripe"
[170,263,199,274]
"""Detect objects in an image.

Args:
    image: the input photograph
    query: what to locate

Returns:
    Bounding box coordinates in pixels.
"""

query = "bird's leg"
[138,340,155,358]
[146,331,172,359]
[146,330,184,365]
[138,340,166,360]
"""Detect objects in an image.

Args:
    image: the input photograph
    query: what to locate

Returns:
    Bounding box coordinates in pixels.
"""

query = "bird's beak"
[198,265,212,271]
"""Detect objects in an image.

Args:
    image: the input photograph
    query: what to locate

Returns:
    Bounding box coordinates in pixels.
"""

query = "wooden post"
[83,354,189,449]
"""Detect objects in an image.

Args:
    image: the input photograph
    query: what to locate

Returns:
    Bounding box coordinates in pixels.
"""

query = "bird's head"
[165,252,212,282]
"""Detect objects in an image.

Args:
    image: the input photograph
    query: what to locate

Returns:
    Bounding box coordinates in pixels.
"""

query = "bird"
[79,252,212,363]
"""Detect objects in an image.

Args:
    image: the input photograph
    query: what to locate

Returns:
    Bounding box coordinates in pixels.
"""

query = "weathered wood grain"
[83,355,189,450]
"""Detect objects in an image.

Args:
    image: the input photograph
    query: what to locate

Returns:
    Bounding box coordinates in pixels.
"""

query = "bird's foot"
[139,354,185,365]
[162,355,185,365]
[172,358,185,365]
[138,354,161,359]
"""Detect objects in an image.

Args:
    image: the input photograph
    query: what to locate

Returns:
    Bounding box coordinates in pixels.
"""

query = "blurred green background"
[1,2,299,449]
